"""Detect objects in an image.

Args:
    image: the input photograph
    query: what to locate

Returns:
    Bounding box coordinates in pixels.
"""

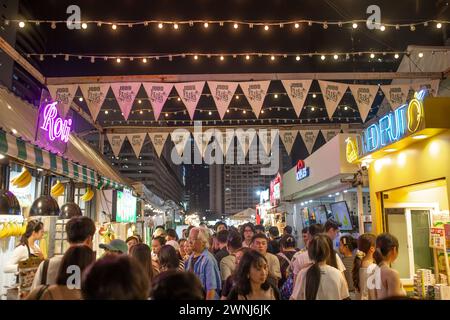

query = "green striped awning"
[0,129,124,190]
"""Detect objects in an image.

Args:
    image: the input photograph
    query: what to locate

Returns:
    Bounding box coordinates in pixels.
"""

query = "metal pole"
[357,184,365,234]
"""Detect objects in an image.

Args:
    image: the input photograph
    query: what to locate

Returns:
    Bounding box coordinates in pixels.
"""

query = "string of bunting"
[106,126,360,161]
[47,79,440,123]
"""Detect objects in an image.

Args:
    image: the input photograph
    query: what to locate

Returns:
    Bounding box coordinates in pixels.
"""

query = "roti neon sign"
[346,90,426,161]
[40,102,72,143]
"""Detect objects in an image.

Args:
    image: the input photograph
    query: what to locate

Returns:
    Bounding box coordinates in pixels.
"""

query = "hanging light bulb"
[143,58,147,63]
[264,25,269,31]
[352,23,358,29]
[370,53,375,59]
[418,52,424,58]
[158,23,163,29]
[243,110,246,114]
[116,58,121,63]
[294,23,300,29]
[194,55,198,60]
[51,21,57,29]
[204,22,209,28]
[296,55,300,61]
[19,21,25,28]
[380,25,386,31]
[312,93,317,98]
[333,54,339,60]
[320,55,326,60]
[81,23,88,29]
[245,55,250,60]
[233,23,239,29]
[410,25,416,31]
[270,55,275,61]
[274,94,278,99]
[104,110,109,115]
[437,23,442,29]
[208,111,212,115]
[311,107,315,111]
[220,55,224,61]
[394,53,399,59]
[174,23,179,29]
[112,24,117,30]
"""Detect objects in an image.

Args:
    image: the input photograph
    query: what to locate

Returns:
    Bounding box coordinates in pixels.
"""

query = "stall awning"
[0,86,128,189]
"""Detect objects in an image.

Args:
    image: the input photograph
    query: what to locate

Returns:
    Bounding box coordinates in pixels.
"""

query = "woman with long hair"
[158,245,184,272]
[352,233,377,300]
[27,245,96,300]
[292,234,349,300]
[374,233,406,299]
[227,250,280,300]
[5,220,44,273]
[130,243,154,286]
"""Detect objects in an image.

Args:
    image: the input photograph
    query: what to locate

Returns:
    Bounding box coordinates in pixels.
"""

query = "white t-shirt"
[4,245,41,273]
[292,250,346,277]
[292,264,349,300]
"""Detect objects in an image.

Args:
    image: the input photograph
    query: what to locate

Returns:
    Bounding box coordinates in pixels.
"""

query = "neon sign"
[40,102,72,143]
[345,90,426,162]
[296,160,310,181]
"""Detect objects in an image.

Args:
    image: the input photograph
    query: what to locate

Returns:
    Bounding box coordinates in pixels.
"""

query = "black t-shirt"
[227,283,281,300]
[215,248,229,265]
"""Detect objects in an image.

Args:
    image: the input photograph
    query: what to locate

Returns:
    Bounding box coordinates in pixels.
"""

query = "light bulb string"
[9,18,450,28]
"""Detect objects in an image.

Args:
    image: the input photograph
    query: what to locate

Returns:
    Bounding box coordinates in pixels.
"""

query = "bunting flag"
[258,129,278,155]
[142,82,173,121]
[47,84,78,118]
[207,81,239,120]
[111,82,141,120]
[235,130,257,157]
[381,84,411,110]
[281,80,313,117]
[79,83,110,121]
[299,130,320,155]
[126,133,147,158]
[148,132,169,157]
[320,129,340,142]
[174,82,205,120]
[349,84,379,122]
[106,134,126,158]
[239,81,270,118]
[411,79,440,97]
[279,130,298,155]
[171,131,191,157]
[318,80,349,119]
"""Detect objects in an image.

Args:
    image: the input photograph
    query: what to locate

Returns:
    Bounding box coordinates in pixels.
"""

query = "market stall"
[346,89,450,288]
[282,133,370,247]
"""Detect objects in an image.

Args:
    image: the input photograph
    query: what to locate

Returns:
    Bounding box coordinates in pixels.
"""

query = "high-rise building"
[210,141,292,216]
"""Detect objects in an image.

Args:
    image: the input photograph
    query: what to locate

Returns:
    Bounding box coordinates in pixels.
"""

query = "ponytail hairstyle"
[340,235,358,252]
[305,234,330,300]
[19,220,44,246]
[374,233,399,266]
[324,234,338,269]
[352,233,376,291]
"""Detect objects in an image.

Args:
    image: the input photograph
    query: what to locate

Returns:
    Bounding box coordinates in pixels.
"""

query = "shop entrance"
[385,207,434,284]
[382,179,449,285]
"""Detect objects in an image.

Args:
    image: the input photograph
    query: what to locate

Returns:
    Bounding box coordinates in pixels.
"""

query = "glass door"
[410,210,433,271]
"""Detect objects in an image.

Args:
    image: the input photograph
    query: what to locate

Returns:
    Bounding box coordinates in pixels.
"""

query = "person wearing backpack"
[277,234,297,300]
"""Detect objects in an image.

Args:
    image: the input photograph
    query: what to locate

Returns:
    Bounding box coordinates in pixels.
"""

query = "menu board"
[116,189,137,223]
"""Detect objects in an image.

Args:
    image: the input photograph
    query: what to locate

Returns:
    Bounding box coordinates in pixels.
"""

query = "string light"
[19,21,25,28]
[320,55,326,60]
[177,97,181,102]
[410,25,415,31]
[333,54,338,60]
[204,22,208,28]
[311,107,315,111]
[82,23,87,29]
[220,55,224,61]
[274,94,278,98]
[296,55,300,61]
[78,97,83,102]
[112,24,117,30]
[394,53,399,59]
[264,25,269,31]
[116,58,121,63]
[174,23,179,29]
[270,55,275,61]
[235,95,239,100]
[233,23,238,29]
[294,23,300,29]
[194,55,198,60]
[370,53,375,59]
[140,110,143,114]
[243,110,246,114]
[437,23,442,29]
[51,22,56,29]
[158,23,163,29]
[143,58,147,63]
[138,99,142,104]
[418,52,424,58]
[245,55,250,60]
[380,25,386,32]
[352,23,358,29]
[208,111,212,115]
[312,94,317,98]
[104,110,109,115]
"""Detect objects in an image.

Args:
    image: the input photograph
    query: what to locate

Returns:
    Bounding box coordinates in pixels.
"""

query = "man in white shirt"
[30,216,96,290]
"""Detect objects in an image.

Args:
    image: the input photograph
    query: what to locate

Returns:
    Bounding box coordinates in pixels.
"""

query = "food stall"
[346,89,450,288]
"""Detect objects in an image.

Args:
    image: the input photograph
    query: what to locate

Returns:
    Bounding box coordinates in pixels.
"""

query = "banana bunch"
[81,188,94,202]
[50,181,65,197]
[10,168,32,188]
[0,222,26,239]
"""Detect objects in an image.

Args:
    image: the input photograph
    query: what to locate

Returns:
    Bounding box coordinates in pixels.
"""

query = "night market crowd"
[6,216,408,300]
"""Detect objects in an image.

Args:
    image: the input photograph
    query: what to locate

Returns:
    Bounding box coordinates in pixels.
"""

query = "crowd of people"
[5,216,408,300]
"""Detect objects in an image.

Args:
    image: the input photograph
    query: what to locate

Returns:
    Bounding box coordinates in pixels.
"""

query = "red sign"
[296,160,306,171]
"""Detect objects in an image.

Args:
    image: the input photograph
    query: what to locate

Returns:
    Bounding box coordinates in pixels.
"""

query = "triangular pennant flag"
[258,129,278,155]
[239,81,270,117]
[299,130,320,155]
[106,134,126,158]
[142,83,173,121]
[126,133,147,158]
[174,82,205,120]
[79,83,110,121]
[381,84,411,110]
[349,84,379,122]
[47,84,78,118]
[111,82,141,120]
[321,129,340,142]
[208,81,239,120]
[148,132,169,157]
[236,130,256,157]
[281,80,313,117]
[411,79,440,97]
[318,80,349,119]
[279,130,298,155]
[171,131,191,157]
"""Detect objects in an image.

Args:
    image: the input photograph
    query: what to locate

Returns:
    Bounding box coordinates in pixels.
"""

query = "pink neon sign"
[40,102,72,143]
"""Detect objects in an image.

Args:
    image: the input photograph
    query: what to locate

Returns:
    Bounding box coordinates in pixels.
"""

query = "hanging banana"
[10,168,32,188]
[81,188,94,202]
[51,181,65,197]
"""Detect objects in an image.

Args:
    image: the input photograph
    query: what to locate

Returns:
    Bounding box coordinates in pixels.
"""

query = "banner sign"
[143,83,173,121]
[281,80,312,117]
[79,83,110,121]
[208,81,239,120]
